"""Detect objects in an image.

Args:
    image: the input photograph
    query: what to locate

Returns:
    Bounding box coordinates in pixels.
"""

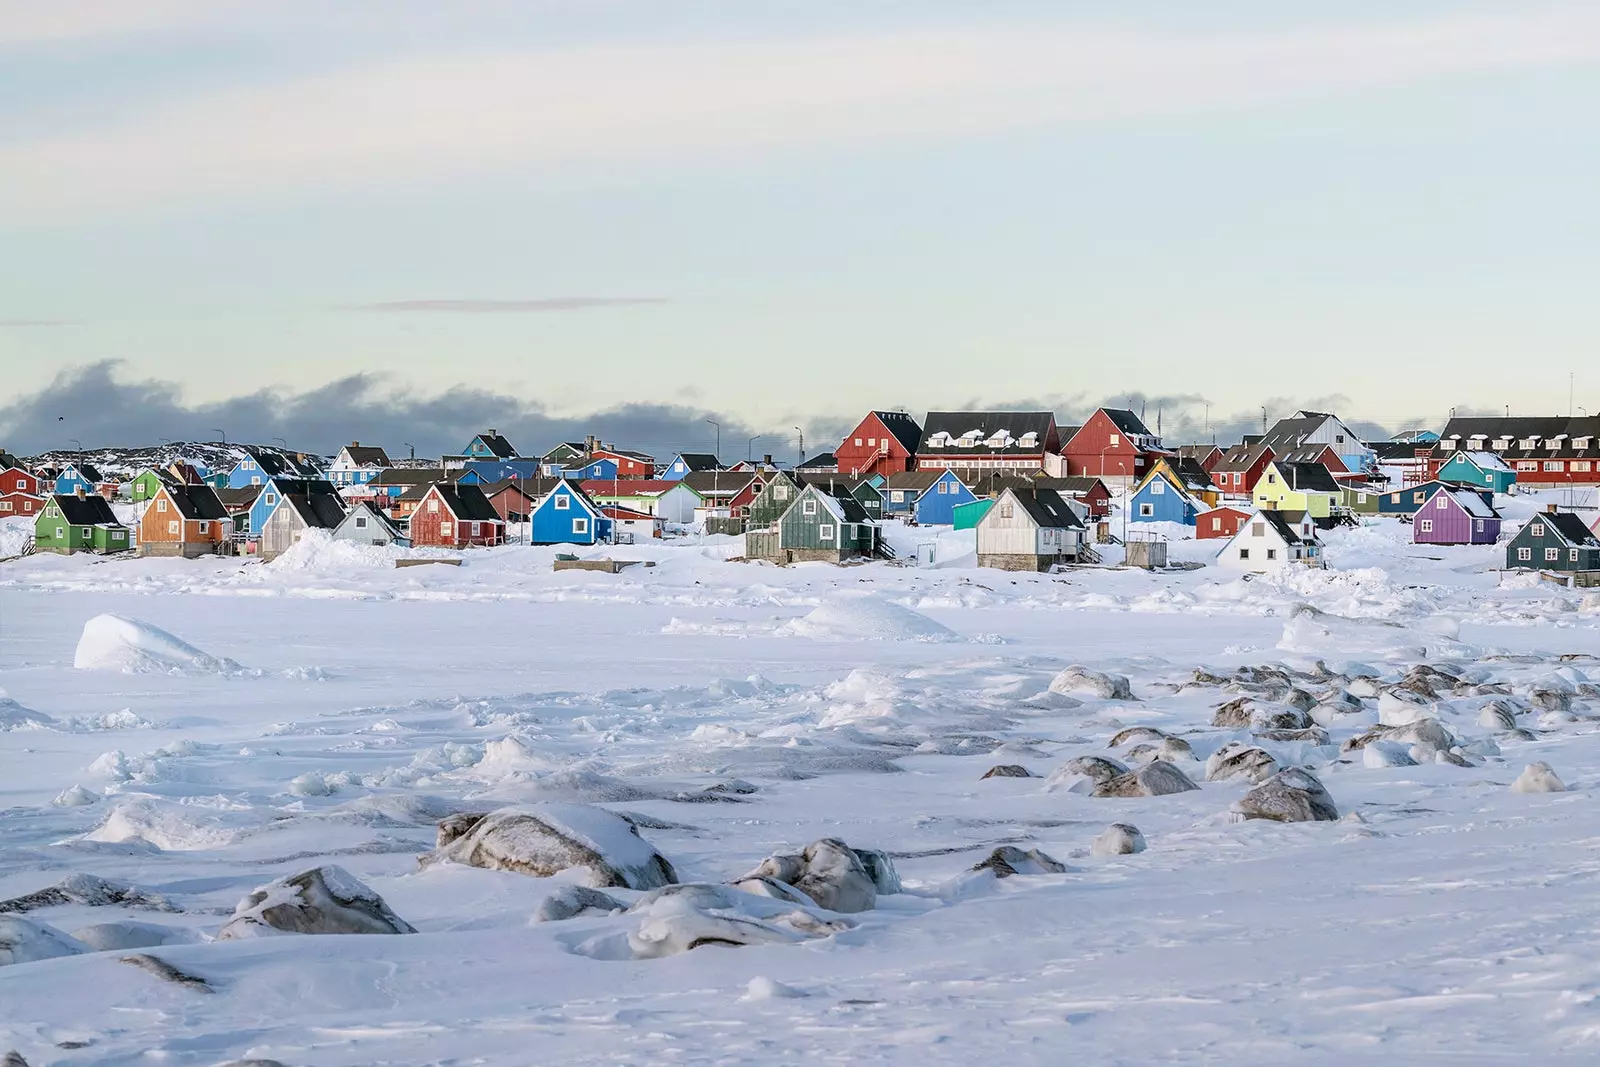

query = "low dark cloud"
[340,298,668,313]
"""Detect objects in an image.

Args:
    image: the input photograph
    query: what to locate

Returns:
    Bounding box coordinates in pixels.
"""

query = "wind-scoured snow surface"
[4,516,1600,1064]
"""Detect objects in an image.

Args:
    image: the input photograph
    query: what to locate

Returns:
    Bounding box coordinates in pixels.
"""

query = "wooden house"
[137,483,231,557]
[332,502,410,548]
[0,466,43,519]
[1176,444,1224,473]
[835,411,923,477]
[1339,485,1380,515]
[1505,509,1600,572]
[682,470,758,524]
[1127,459,1206,527]
[411,483,506,549]
[527,481,609,546]
[364,468,449,514]
[482,477,562,523]
[1210,444,1275,499]
[326,442,392,487]
[913,469,978,526]
[652,481,704,525]
[226,450,318,489]
[1252,461,1342,525]
[129,468,177,505]
[563,457,619,481]
[258,490,347,560]
[1432,415,1600,488]
[797,474,886,525]
[602,505,664,542]
[1435,451,1516,495]
[1413,487,1501,546]
[463,430,518,461]
[1376,479,1490,517]
[795,452,839,475]
[247,478,340,539]
[578,479,678,517]
[1215,510,1322,573]
[974,487,1086,571]
[461,458,544,485]
[214,486,263,535]
[881,471,944,517]
[952,498,994,530]
[917,412,1064,476]
[1061,409,1169,486]
[34,494,130,555]
[768,484,880,563]
[1277,444,1351,479]
[662,453,721,480]
[0,490,42,519]
[745,471,804,530]
[1258,410,1373,476]
[53,463,103,498]
[589,448,655,479]
[1197,505,1253,540]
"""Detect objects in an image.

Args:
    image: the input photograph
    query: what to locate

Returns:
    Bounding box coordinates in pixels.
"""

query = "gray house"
[332,501,410,548]
[974,487,1086,571]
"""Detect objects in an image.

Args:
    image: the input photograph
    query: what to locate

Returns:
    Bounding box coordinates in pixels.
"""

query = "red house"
[1177,445,1224,473]
[1062,409,1169,486]
[0,467,39,497]
[590,448,655,479]
[1210,444,1275,498]
[1197,505,1253,540]
[0,492,42,519]
[410,484,505,548]
[835,411,924,478]
[1053,476,1114,520]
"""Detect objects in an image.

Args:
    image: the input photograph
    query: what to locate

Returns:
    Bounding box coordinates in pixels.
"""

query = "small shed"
[952,498,994,530]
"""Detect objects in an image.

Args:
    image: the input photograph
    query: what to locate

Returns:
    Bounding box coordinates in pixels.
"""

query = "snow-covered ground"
[4,516,1600,1065]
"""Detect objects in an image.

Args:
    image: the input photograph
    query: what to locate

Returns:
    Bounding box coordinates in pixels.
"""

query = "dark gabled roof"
[796,472,875,493]
[1057,425,1082,445]
[162,483,228,520]
[868,411,923,453]
[341,444,391,467]
[1439,416,1573,444]
[1099,408,1154,437]
[0,451,21,470]
[1278,444,1337,464]
[810,483,873,524]
[1005,488,1085,529]
[682,470,757,496]
[918,412,1056,455]
[1213,443,1274,473]
[1371,441,1426,462]
[795,451,837,470]
[371,467,449,487]
[480,476,564,500]
[47,493,122,526]
[884,470,964,493]
[278,492,346,530]
[1259,413,1335,450]
[214,486,263,511]
[1273,461,1342,494]
[1173,456,1215,491]
[430,483,503,522]
[1536,511,1600,547]
[471,432,517,459]
[63,462,103,482]
[264,477,340,498]
[1258,510,1314,545]
[1176,444,1220,462]
[1049,475,1111,495]
[596,447,654,463]
[672,452,722,473]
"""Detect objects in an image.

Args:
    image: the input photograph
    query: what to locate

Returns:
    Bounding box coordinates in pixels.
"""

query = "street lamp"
[795,427,805,465]
[705,419,720,463]
[748,434,762,462]
[210,428,227,445]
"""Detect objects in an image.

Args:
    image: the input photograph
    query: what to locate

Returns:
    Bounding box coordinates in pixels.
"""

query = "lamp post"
[210,428,227,445]
[795,427,805,466]
[748,435,762,462]
[705,419,719,464]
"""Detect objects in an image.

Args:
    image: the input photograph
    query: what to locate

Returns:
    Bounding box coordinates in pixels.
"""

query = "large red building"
[834,411,923,477]
[1062,409,1169,486]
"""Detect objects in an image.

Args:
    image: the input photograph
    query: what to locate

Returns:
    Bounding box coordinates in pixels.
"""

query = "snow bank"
[0,690,53,731]
[0,516,32,559]
[0,917,87,967]
[778,594,958,642]
[83,797,256,851]
[266,529,403,573]
[73,614,241,674]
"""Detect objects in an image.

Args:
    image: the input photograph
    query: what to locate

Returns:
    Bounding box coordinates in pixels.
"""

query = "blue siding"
[1436,454,1516,494]
[913,471,976,525]
[245,479,290,536]
[1129,474,1200,525]
[464,459,542,483]
[882,487,917,516]
[563,458,618,481]
[227,458,266,488]
[530,483,613,545]
[53,467,96,496]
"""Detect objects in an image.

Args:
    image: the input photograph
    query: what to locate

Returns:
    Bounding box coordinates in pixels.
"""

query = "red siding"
[1197,507,1251,539]
[410,488,505,548]
[0,492,41,517]
[0,469,37,496]
[836,414,915,477]
[590,451,654,479]
[1063,411,1146,480]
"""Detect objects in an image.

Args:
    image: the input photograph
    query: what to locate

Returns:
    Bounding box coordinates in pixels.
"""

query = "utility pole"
[1261,408,1267,435]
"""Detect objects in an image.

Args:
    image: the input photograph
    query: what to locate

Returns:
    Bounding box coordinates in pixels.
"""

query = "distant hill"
[22,442,328,480]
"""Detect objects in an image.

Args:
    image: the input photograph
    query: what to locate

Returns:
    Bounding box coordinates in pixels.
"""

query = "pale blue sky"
[2,1,1598,435]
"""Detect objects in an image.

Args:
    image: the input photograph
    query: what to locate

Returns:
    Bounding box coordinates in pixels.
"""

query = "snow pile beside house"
[73,614,241,674]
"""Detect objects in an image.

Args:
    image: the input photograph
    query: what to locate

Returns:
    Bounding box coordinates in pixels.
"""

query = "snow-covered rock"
[1109,726,1168,747]
[1233,768,1339,823]
[0,917,86,967]
[1362,740,1418,768]
[1511,762,1566,794]
[421,805,678,890]
[1093,760,1199,798]
[1477,701,1520,731]
[778,595,958,642]
[73,614,240,675]
[1045,755,1129,794]
[574,884,855,960]
[972,846,1068,877]
[534,885,627,923]
[0,691,52,732]
[70,921,203,952]
[1090,824,1147,856]
[217,865,416,939]
[1049,666,1132,701]
[1205,743,1278,784]
[1378,689,1436,727]
[980,764,1034,779]
[742,839,883,913]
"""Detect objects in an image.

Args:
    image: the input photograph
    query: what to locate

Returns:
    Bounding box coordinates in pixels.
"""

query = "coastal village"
[6,407,1600,582]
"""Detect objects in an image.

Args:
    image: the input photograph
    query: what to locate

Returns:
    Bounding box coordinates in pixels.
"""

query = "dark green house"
[775,484,880,563]
[1506,510,1600,572]
[745,471,803,530]
[34,494,130,554]
[798,473,886,523]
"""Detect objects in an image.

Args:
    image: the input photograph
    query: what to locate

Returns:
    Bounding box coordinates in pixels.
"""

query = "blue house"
[662,453,721,481]
[53,463,102,496]
[245,477,341,536]
[563,458,619,481]
[913,469,978,525]
[1377,479,1492,516]
[462,430,517,461]
[226,450,315,489]
[530,481,613,545]
[1128,461,1204,526]
[460,458,543,484]
[1435,452,1516,495]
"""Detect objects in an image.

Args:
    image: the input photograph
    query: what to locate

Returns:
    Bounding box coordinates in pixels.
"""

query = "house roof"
[600,504,658,521]
[1005,488,1085,529]
[339,502,407,539]
[682,470,757,497]
[341,444,392,467]
[1176,444,1221,462]
[371,467,449,487]
[63,462,103,482]
[278,492,347,530]
[1099,408,1155,438]
[1172,456,1216,491]
[809,484,874,524]
[594,447,654,463]
[1257,510,1316,545]
[479,476,564,500]
[918,412,1056,455]
[214,486,263,511]
[1451,450,1514,472]
[795,472,878,494]
[1438,416,1574,444]
[1272,461,1342,494]
[1057,425,1082,445]
[868,410,924,453]
[671,452,722,473]
[241,450,321,479]
[161,483,229,521]
[795,451,837,470]
[471,432,517,459]
[1536,511,1600,547]
[47,493,122,526]
[1439,488,1500,519]
[429,483,503,522]
[1213,443,1274,473]
[883,471,954,492]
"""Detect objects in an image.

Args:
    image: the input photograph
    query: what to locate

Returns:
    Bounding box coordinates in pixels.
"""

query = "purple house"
[1413,487,1501,546]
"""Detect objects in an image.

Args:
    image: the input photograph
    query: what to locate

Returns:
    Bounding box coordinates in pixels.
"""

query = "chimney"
[75,485,86,498]
[351,441,359,447]
[1548,503,1559,514]
[486,429,498,437]
[763,454,773,466]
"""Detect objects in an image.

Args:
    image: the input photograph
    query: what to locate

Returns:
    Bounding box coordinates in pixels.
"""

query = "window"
[428,499,440,513]
[573,518,588,535]
[1419,519,1433,532]
[1518,461,1537,471]
[1357,493,1368,503]
[470,522,480,536]
[1475,520,1484,532]
[1211,517,1222,530]
[264,493,276,505]
[1531,523,1544,537]
[1266,549,1277,560]
[938,481,949,494]
[1545,461,1564,472]
[802,499,817,515]
[167,520,180,534]
[819,523,834,541]
[1572,549,1581,563]
[1267,473,1276,484]
[890,491,903,502]
[1518,547,1532,561]
[1413,492,1425,503]
[112,530,124,540]
[1436,496,1448,509]
[1335,434,1345,444]
[1239,549,1250,560]
[867,438,876,447]
[1251,522,1265,537]
[1151,480,1165,495]
[354,516,367,529]
[1108,434,1120,447]
[1574,461,1593,472]
[252,476,262,486]
[440,522,452,536]
[1138,503,1153,517]
[156,498,167,512]
[775,485,789,500]
[999,503,1014,519]
[1547,547,1560,561]
[0,502,8,513]
[554,495,570,510]
[854,438,862,447]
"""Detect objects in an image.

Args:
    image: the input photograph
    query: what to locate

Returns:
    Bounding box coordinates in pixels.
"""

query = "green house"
[777,484,880,562]
[129,469,173,504]
[1436,451,1516,495]
[746,471,803,530]
[1505,510,1600,572]
[1339,485,1380,515]
[35,494,130,555]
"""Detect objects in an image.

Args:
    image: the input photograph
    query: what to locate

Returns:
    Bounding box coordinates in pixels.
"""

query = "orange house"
[139,483,231,557]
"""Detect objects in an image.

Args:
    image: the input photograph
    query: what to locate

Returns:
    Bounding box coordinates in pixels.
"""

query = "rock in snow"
[616,885,855,959]
[1511,762,1567,794]
[70,921,202,952]
[971,846,1068,877]
[741,839,892,913]
[534,885,627,923]
[1477,700,1521,730]
[980,764,1035,779]
[1048,666,1133,701]
[73,614,241,674]
[217,865,416,939]
[1090,824,1147,856]
[1362,740,1418,768]
[0,917,86,967]
[1205,743,1279,784]
[1233,768,1340,823]
[1093,760,1199,798]
[421,804,678,890]
[1046,755,1129,793]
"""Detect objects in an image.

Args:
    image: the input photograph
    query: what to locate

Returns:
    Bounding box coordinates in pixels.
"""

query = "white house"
[325,442,393,487]
[1215,509,1323,573]
[974,487,1087,571]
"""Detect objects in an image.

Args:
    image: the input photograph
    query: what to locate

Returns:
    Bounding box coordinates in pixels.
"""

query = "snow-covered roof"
[1458,451,1513,472]
[1442,488,1499,518]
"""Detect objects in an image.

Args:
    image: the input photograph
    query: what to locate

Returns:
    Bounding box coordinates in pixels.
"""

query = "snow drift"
[73,614,241,674]
[778,594,959,642]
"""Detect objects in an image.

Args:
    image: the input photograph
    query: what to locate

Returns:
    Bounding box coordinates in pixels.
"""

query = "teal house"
[1436,451,1516,495]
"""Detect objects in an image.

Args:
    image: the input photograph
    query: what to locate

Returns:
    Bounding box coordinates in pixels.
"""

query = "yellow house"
[1251,461,1340,522]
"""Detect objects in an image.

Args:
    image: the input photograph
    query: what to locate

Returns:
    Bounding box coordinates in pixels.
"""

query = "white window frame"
[802,498,817,515]
[1418,519,1433,533]
[1546,547,1560,561]
[819,523,834,541]
[554,494,571,510]
[1518,547,1532,561]
[573,517,589,535]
